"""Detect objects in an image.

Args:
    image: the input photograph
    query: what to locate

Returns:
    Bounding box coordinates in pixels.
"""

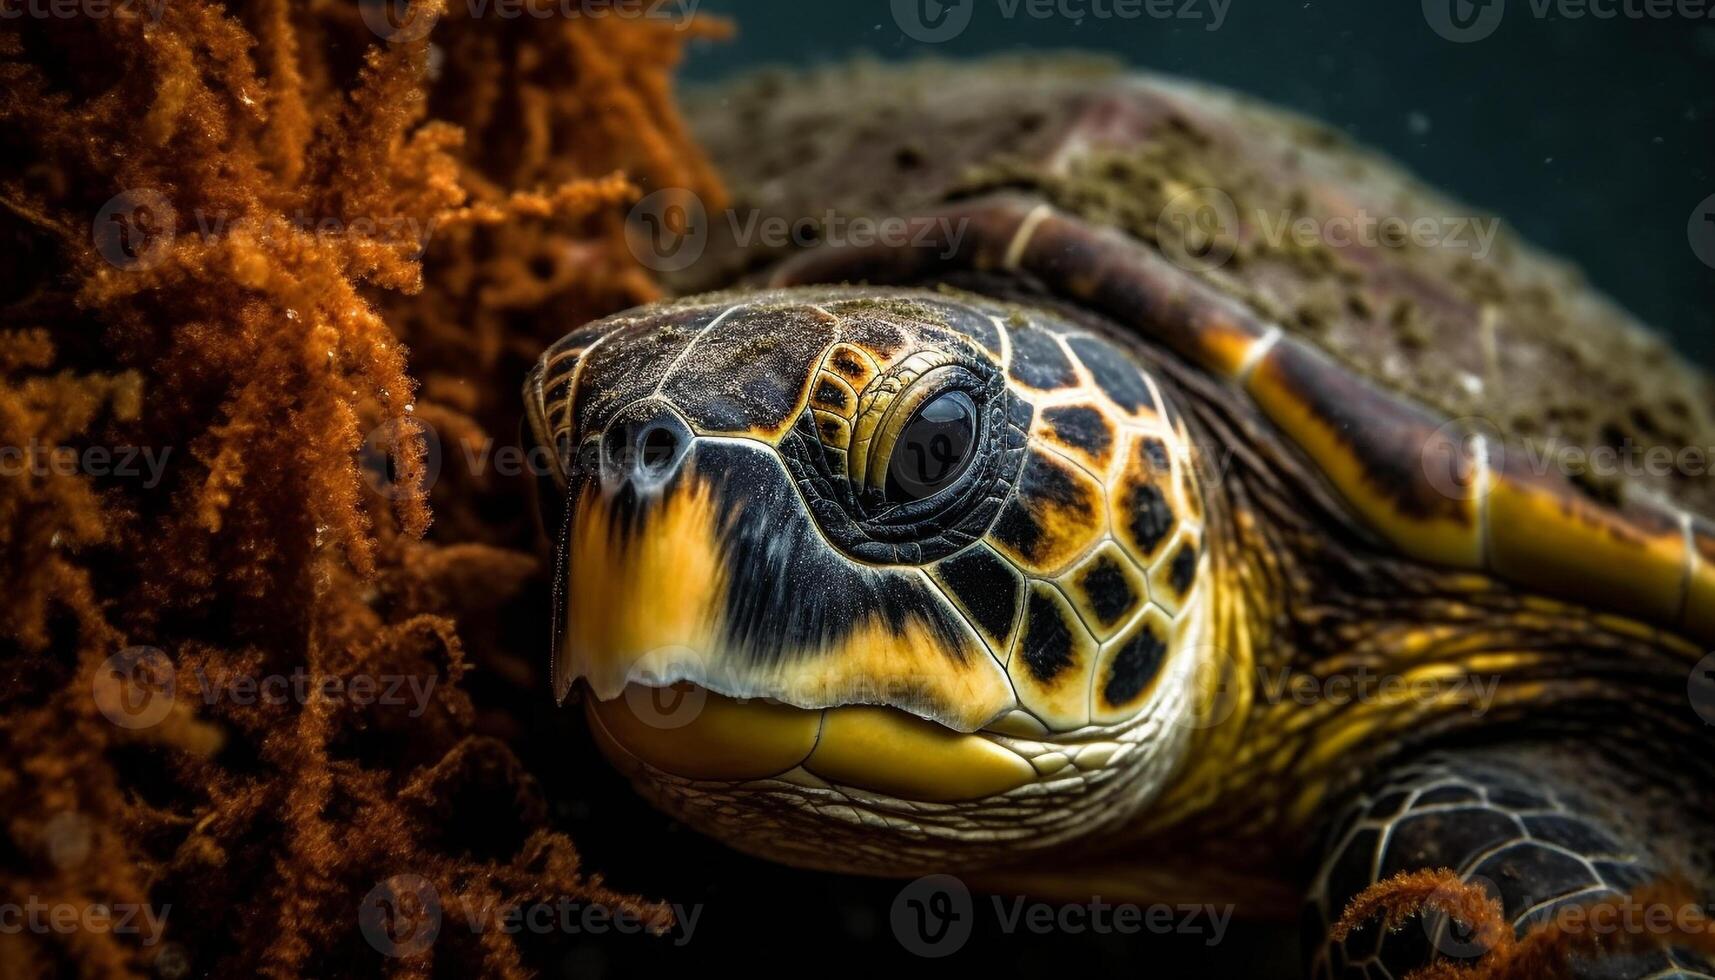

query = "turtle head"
[525,287,1215,874]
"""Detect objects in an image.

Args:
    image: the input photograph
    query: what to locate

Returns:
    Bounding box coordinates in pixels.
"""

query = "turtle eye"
[884,390,978,502]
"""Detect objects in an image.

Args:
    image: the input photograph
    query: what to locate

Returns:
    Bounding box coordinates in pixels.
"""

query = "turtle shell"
[677,57,1715,641]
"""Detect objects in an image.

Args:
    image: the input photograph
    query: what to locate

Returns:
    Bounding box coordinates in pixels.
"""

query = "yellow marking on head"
[821,342,881,391]
[767,609,1016,733]
[563,475,729,699]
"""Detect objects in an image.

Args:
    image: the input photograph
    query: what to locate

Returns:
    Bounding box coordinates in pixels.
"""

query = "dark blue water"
[687,0,1715,363]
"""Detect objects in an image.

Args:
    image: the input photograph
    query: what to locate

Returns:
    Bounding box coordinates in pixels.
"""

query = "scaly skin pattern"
[529,286,1222,874]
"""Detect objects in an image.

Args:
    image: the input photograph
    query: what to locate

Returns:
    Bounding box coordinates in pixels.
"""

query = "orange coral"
[1335,870,1715,980]
[0,2,725,977]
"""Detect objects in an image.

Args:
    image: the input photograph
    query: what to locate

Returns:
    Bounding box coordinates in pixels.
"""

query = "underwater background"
[684,0,1715,363]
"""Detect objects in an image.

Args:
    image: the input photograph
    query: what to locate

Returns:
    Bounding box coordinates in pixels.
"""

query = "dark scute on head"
[1042,404,1113,459]
[1103,623,1166,707]
[812,377,853,414]
[1007,325,1077,390]
[660,305,838,434]
[1140,437,1170,473]
[916,299,1005,359]
[1126,483,1175,556]
[700,442,973,668]
[1079,553,1137,628]
[828,348,870,383]
[1065,336,1155,414]
[572,306,719,436]
[991,448,1098,565]
[823,307,912,361]
[1020,588,1076,683]
[1168,541,1198,597]
[932,546,1023,646]
[817,416,846,445]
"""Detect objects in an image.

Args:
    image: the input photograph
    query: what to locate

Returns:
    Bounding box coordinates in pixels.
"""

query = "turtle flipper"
[1306,743,1715,979]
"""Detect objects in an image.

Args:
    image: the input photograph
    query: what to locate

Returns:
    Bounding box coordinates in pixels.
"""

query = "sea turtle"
[524,59,1715,978]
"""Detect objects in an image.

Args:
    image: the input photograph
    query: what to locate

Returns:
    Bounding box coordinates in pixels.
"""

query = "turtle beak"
[549,427,1019,734]
[583,684,1037,802]
[554,432,1035,798]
